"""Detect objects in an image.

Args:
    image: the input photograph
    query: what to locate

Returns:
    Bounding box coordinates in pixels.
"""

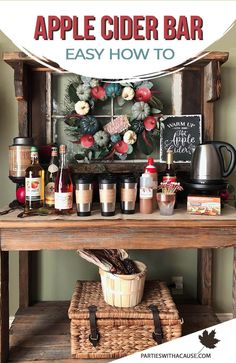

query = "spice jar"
[99,174,116,216]
[9,137,34,183]
[139,173,153,214]
[120,174,137,214]
[75,175,93,216]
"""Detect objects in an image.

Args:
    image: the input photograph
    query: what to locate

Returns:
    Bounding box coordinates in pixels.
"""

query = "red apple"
[220,190,230,200]
[135,87,152,102]
[16,186,25,204]
[144,116,157,131]
[91,86,106,100]
[114,140,129,154]
[80,134,95,148]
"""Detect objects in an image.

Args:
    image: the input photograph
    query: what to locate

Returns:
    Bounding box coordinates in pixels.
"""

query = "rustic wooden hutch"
[1,51,236,362]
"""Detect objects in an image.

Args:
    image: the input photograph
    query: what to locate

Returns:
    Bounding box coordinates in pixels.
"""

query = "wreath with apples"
[64,76,164,161]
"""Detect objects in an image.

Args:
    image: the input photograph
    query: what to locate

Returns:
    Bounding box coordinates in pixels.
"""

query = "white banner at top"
[0,1,235,79]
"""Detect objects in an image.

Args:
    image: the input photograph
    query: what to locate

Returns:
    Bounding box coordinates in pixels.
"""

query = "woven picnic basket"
[68,280,182,359]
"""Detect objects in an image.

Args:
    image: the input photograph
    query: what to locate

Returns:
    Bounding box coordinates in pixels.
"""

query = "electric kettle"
[191,141,236,184]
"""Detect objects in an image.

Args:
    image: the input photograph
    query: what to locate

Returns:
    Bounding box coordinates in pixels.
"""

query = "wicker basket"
[99,260,147,308]
[68,280,182,359]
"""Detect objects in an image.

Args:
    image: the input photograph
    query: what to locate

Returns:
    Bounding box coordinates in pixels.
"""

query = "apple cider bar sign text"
[160,115,202,162]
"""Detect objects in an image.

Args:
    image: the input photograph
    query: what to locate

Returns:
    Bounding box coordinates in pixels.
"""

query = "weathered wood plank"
[9,346,71,361]
[2,226,236,251]
[203,61,221,141]
[197,249,213,305]
[233,247,236,318]
[19,252,30,308]
[204,61,221,103]
[10,335,70,348]
[0,251,9,363]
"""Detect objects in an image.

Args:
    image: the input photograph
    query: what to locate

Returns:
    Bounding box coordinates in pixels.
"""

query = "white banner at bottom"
[113,319,236,362]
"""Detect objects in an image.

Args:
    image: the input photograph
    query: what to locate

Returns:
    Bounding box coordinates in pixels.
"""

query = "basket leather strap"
[149,304,163,344]
[88,305,100,347]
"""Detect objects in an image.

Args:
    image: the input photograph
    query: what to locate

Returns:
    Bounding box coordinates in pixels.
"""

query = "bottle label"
[25,177,41,201]
[163,176,177,182]
[48,164,58,174]
[55,192,73,209]
[140,187,153,199]
[45,182,55,205]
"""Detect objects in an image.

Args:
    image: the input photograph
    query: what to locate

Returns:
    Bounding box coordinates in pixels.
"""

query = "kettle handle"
[214,141,236,178]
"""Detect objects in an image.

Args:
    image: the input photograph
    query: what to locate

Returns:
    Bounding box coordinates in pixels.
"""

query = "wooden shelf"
[9,300,219,362]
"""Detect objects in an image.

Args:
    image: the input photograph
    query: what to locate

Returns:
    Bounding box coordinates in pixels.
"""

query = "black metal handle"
[213,141,236,178]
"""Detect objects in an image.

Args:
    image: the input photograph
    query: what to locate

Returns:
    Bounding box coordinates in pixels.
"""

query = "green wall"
[1,20,236,315]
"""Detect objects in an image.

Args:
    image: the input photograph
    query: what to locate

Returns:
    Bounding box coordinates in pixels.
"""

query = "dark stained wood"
[197,249,213,305]
[13,61,27,101]
[233,248,236,318]
[0,251,9,363]
[8,301,219,362]
[12,62,29,137]
[19,252,30,308]
[181,69,202,115]
[71,160,190,175]
[30,72,47,146]
[18,100,29,137]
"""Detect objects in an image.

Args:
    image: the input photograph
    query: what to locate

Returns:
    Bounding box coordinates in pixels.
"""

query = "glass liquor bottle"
[25,146,45,212]
[54,144,73,213]
[45,146,59,208]
[163,150,177,182]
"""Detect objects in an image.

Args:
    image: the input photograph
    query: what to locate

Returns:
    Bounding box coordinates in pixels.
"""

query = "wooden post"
[12,62,31,308]
[233,248,236,318]
[0,251,9,363]
[19,251,30,308]
[197,249,213,305]
[203,60,221,141]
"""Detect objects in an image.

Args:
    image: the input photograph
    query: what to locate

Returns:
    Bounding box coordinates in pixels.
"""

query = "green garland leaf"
[137,131,154,155]
[68,83,79,103]
[149,95,163,110]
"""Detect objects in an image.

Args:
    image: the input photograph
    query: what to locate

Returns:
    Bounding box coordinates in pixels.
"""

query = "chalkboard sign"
[160,115,202,162]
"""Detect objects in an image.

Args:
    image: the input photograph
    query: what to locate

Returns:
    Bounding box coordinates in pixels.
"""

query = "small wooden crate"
[68,281,182,359]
